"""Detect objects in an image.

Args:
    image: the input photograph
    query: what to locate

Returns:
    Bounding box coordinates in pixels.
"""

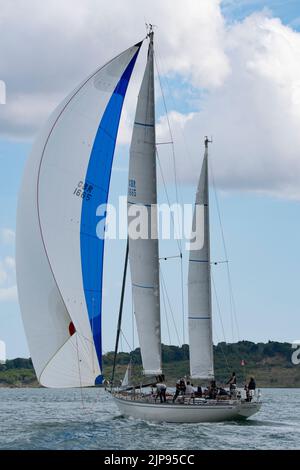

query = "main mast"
[127,29,162,376]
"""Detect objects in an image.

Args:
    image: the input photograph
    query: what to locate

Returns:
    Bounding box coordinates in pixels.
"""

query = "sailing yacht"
[16,28,261,422]
[112,31,261,422]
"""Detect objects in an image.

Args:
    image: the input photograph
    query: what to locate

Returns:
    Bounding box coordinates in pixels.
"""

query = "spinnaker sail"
[16,42,141,388]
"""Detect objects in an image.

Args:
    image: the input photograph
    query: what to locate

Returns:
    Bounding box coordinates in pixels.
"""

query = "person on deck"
[156,381,167,403]
[226,372,236,390]
[247,377,256,401]
[208,380,217,399]
[185,381,194,398]
[218,387,229,398]
[248,377,256,390]
[103,379,110,390]
[172,377,186,402]
[172,379,181,403]
[180,377,186,392]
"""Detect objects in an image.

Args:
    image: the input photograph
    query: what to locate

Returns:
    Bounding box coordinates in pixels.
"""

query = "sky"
[0,0,300,359]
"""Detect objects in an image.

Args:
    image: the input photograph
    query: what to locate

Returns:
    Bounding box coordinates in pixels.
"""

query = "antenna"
[145,23,157,37]
[204,136,213,148]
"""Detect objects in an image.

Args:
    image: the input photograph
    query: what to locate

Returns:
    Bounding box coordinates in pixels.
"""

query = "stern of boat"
[238,400,262,419]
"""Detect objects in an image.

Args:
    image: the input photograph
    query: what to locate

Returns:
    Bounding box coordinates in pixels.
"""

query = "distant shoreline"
[1,341,300,388]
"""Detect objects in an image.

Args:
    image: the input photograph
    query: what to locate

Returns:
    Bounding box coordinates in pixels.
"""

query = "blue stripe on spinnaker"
[80,47,141,384]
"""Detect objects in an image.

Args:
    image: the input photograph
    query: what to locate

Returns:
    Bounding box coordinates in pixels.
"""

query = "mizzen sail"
[16,43,141,388]
[128,34,162,376]
[188,142,214,379]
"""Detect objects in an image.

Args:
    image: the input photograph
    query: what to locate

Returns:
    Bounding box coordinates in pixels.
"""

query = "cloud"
[0,266,8,285]
[0,0,226,138]
[157,12,300,199]
[0,285,18,302]
[4,256,15,270]
[0,256,17,302]
[0,228,15,245]
[0,1,300,198]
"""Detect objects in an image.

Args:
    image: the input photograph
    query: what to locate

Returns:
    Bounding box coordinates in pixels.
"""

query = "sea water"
[0,387,299,450]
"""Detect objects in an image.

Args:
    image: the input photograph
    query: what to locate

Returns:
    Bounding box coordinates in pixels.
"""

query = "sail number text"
[73,181,93,201]
[128,179,136,197]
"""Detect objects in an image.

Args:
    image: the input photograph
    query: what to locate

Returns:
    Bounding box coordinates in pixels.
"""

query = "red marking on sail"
[69,321,76,336]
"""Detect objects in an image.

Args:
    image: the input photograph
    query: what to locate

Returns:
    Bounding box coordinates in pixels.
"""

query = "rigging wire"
[160,268,181,346]
[154,53,182,232]
[120,329,132,352]
[153,46,198,177]
[211,274,232,375]
[154,60,186,344]
[74,334,96,425]
[209,153,250,377]
[214,333,232,379]
[211,272,227,344]
[156,149,181,254]
[180,254,185,344]
[154,45,239,349]
[209,159,241,342]
[156,141,173,145]
[155,41,242,349]
[156,148,186,345]
[91,297,95,374]
[75,334,85,410]
[131,302,135,351]
[160,268,172,344]
[159,254,182,260]
[113,330,133,383]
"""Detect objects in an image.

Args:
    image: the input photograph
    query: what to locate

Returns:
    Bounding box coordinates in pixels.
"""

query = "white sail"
[16,43,141,388]
[128,34,162,376]
[121,362,132,388]
[188,144,214,379]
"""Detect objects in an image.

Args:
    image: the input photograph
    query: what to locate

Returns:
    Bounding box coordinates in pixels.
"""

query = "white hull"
[113,396,262,423]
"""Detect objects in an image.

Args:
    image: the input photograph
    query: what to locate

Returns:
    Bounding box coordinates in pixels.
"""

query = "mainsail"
[16,42,141,388]
[127,33,162,375]
[188,141,214,379]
